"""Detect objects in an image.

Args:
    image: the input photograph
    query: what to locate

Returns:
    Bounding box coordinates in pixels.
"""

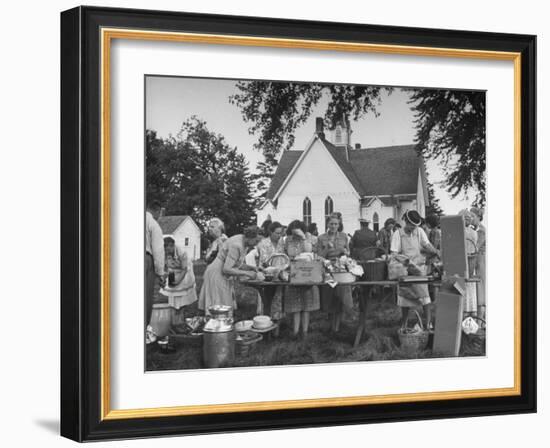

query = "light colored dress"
[464,226,479,312]
[390,228,435,307]
[198,235,246,315]
[160,249,197,309]
[283,235,320,313]
[476,224,486,306]
[205,234,228,265]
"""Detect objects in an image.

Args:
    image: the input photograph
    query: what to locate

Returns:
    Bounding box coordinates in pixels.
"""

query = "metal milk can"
[203,305,235,368]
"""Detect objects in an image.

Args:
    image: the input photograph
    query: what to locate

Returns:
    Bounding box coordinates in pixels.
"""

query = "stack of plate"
[235,320,254,332]
[253,315,272,329]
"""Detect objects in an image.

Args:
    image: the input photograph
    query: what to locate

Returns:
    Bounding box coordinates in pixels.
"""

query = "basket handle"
[462,315,486,326]
[404,309,425,331]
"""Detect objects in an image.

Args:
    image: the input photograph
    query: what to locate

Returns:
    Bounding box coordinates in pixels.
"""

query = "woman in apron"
[390,210,439,328]
[159,237,197,331]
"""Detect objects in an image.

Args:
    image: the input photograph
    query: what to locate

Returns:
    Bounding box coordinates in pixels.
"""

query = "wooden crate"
[290,260,324,283]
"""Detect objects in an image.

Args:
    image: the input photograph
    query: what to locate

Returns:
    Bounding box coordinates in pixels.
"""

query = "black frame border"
[60,6,536,441]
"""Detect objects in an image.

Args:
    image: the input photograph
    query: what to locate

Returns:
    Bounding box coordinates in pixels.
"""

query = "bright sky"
[146,76,480,214]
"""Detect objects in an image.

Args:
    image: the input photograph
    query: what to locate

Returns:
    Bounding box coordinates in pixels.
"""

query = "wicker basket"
[398,310,429,354]
[267,253,290,270]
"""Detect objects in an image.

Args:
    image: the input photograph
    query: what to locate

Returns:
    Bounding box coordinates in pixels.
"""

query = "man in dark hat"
[350,218,379,261]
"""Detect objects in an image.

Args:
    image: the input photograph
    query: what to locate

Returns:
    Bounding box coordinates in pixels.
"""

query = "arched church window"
[324,196,334,226]
[303,197,312,227]
[373,212,380,232]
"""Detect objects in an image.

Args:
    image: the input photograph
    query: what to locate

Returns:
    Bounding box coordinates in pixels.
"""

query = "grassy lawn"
[146,261,485,371]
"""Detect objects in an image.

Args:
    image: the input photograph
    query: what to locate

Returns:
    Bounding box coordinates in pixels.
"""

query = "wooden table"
[243,277,481,349]
[243,279,431,347]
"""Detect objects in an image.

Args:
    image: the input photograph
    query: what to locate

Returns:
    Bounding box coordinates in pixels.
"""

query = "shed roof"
[157,215,190,235]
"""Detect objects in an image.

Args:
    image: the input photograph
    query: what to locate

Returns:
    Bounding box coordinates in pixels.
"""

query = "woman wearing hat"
[390,210,439,328]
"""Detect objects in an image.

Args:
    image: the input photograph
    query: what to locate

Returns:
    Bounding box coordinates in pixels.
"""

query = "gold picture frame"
[61,6,536,441]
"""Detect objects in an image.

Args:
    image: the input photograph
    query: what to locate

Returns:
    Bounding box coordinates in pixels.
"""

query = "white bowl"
[235,320,253,332]
[253,315,272,329]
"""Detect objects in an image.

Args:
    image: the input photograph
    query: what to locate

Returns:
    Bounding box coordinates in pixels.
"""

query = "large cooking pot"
[149,303,172,338]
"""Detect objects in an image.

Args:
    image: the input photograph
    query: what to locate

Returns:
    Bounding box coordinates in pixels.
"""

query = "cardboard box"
[433,289,464,357]
[289,260,324,284]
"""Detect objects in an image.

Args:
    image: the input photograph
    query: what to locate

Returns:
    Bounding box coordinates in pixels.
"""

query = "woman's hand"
[292,229,306,239]
[244,271,257,279]
[157,274,167,288]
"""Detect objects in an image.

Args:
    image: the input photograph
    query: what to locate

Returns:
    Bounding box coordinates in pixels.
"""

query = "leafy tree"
[231,82,485,206]
[230,81,389,195]
[425,177,444,216]
[146,117,257,235]
[409,89,486,207]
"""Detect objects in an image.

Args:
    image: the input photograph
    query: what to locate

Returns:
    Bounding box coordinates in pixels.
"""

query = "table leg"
[354,286,369,347]
[354,315,365,347]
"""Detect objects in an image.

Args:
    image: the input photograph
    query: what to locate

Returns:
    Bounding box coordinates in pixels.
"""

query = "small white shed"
[157,215,201,261]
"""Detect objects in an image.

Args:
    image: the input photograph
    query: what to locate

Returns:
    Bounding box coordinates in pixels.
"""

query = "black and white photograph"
[144,76,487,371]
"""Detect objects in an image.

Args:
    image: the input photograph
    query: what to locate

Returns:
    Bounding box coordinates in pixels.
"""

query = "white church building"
[256,117,429,233]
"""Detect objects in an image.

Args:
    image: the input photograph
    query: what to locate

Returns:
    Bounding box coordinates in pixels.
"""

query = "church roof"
[266,141,422,200]
[265,151,303,200]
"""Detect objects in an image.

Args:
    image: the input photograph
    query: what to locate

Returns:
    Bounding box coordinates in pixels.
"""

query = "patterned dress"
[256,237,285,267]
[283,235,320,313]
[198,235,246,315]
[317,232,353,314]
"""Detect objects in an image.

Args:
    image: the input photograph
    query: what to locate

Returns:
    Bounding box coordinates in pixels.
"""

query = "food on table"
[235,320,254,332]
[252,315,272,329]
[263,266,280,280]
[323,255,364,277]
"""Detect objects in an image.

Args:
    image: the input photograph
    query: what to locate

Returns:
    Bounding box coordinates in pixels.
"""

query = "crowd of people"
[145,199,486,342]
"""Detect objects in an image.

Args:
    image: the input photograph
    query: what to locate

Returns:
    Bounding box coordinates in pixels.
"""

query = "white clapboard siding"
[171,218,201,261]
[271,139,360,233]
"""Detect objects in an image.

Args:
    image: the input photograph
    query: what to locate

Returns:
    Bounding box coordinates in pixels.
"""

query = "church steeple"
[329,117,352,161]
[331,117,352,149]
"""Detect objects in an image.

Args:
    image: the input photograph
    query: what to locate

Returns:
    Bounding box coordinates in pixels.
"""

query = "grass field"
[146,261,485,371]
